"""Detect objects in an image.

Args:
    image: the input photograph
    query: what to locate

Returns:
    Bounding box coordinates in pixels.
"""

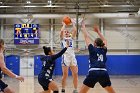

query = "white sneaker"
[73,90,78,93]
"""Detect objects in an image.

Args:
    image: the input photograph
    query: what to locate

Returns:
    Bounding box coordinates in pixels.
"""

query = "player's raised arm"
[71,19,77,38]
[94,25,107,47]
[51,40,69,60]
[81,21,92,46]
[60,22,66,40]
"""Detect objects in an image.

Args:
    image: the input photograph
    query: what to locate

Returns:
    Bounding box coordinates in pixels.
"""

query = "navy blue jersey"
[88,44,107,68]
[39,47,67,79]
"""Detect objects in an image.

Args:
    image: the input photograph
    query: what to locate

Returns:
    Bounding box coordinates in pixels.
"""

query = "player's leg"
[79,84,90,93]
[70,56,78,93]
[48,81,59,93]
[61,66,69,93]
[79,71,98,93]
[38,76,52,93]
[98,71,116,93]
[39,89,51,93]
[104,86,116,93]
[39,84,52,93]
[3,87,14,93]
[70,66,78,93]
[0,80,14,93]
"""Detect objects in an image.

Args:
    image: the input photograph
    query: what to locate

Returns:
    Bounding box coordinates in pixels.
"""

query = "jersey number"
[43,61,46,66]
[69,41,72,47]
[97,54,103,62]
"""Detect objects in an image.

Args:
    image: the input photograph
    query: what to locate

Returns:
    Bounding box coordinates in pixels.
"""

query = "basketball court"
[3,76,140,93]
[0,0,140,93]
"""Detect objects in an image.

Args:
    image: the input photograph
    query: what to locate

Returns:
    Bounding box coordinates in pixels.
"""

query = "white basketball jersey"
[61,37,75,55]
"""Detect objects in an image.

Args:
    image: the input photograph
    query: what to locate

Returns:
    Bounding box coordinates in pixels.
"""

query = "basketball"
[63,16,72,25]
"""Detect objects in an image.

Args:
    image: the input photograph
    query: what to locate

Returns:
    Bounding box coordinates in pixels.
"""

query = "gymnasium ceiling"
[0,0,140,14]
[0,0,140,54]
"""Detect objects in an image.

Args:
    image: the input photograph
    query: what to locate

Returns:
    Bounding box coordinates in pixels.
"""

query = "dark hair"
[0,39,4,48]
[43,46,51,55]
[95,38,105,47]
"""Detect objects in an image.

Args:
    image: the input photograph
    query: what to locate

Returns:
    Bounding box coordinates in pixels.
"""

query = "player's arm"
[60,22,66,40]
[71,19,77,38]
[81,22,92,47]
[51,40,69,60]
[0,54,24,82]
[94,25,107,47]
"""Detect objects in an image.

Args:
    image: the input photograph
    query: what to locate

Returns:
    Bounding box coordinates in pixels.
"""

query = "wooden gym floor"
[2,75,140,93]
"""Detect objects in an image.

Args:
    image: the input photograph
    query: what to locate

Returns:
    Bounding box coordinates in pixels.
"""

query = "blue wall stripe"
[33,55,140,75]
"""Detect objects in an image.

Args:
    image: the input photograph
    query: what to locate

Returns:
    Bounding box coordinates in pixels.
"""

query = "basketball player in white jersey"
[60,19,78,93]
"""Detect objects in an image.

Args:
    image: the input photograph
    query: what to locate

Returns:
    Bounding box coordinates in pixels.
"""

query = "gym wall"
[34,55,140,75]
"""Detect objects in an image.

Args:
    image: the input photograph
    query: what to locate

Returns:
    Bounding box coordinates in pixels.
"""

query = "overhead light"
[126,0,130,4]
[138,8,140,15]
[47,0,52,6]
[24,5,37,7]
[103,5,109,7]
[26,1,31,4]
[103,0,109,6]
[43,5,65,8]
[0,6,11,8]
[0,2,3,4]
[0,5,65,8]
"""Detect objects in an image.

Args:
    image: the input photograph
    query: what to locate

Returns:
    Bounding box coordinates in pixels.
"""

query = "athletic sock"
[73,89,78,93]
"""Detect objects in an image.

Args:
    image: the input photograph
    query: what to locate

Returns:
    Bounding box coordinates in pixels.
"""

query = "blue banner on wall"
[5,55,20,75]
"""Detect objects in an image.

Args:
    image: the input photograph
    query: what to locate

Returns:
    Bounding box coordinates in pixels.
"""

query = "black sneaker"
[61,89,65,93]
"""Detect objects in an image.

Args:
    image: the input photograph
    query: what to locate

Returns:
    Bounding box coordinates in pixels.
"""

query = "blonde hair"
[0,39,4,49]
[0,39,4,45]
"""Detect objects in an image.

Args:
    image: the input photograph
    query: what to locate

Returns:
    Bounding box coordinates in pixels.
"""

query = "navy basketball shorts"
[38,73,52,91]
[0,80,8,92]
[83,70,111,88]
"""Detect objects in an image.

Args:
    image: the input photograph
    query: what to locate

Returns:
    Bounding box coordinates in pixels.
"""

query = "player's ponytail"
[101,42,105,47]
[43,46,51,55]
[95,38,105,47]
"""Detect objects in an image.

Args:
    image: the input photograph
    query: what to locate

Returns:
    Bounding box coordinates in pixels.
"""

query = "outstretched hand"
[16,76,24,82]
[62,21,66,26]
[93,25,100,33]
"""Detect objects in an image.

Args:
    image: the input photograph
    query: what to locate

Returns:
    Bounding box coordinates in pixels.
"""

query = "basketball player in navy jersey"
[38,41,69,93]
[0,39,24,93]
[60,19,78,93]
[79,22,116,93]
